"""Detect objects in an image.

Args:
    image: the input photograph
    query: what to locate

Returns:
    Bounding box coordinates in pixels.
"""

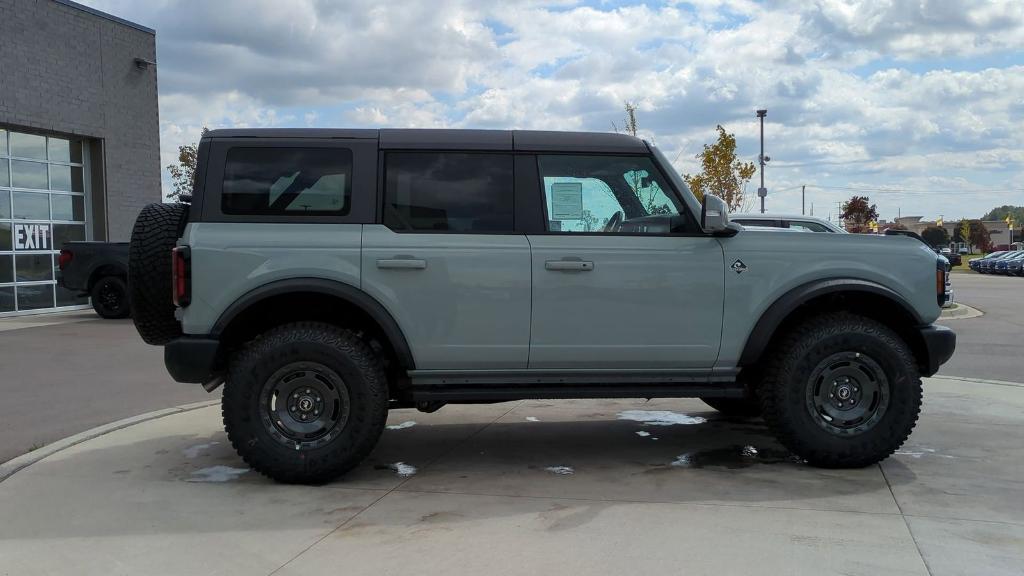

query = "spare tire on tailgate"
[129,202,189,345]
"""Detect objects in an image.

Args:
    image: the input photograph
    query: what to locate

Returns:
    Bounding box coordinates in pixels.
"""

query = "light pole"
[756,109,769,213]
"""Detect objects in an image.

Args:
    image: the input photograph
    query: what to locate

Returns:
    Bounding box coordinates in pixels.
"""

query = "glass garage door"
[0,127,91,315]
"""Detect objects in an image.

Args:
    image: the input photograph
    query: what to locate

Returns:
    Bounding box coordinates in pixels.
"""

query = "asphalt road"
[0,273,1018,464]
[937,272,1023,382]
[0,314,209,463]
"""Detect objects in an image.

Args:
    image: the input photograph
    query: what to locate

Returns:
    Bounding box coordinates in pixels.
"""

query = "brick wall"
[0,0,160,241]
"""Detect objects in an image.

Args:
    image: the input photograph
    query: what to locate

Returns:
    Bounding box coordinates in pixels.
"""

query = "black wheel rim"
[97,281,123,313]
[258,361,350,450]
[805,352,889,436]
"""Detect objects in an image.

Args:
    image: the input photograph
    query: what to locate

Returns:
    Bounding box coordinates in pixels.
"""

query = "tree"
[166,127,209,201]
[840,196,879,233]
[921,226,949,247]
[579,209,600,232]
[683,125,757,211]
[981,205,1024,223]
[614,102,674,216]
[954,219,971,245]
[968,220,992,252]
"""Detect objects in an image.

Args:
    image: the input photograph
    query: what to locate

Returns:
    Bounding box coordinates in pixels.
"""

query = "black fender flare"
[211,277,416,369]
[738,278,925,367]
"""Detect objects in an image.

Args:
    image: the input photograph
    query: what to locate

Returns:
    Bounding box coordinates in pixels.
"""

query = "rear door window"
[383,152,514,233]
[221,148,352,215]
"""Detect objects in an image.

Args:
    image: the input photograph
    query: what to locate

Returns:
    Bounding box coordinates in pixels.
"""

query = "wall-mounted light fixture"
[134,57,155,70]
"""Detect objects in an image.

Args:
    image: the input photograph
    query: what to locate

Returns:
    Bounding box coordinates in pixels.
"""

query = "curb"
[0,399,219,483]
[930,375,1024,389]
[939,303,983,320]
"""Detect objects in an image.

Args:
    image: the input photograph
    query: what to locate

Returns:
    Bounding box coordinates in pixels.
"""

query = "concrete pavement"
[1,376,1021,576]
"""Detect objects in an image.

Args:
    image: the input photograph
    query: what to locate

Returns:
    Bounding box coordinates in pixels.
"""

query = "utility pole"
[801,185,805,215]
[756,109,769,213]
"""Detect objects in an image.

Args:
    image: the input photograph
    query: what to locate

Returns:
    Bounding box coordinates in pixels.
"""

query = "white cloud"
[83,0,1024,220]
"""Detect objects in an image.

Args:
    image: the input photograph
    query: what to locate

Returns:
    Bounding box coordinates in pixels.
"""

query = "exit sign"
[14,223,51,251]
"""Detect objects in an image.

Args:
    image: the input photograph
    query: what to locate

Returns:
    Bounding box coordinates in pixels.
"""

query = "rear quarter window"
[221,148,352,215]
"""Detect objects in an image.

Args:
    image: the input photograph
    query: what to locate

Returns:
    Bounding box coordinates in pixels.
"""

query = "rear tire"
[90,276,130,319]
[222,322,389,484]
[759,312,922,468]
[129,202,189,345]
[702,396,761,419]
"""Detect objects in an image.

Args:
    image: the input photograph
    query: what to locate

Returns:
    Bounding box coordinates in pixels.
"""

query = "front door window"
[538,155,685,234]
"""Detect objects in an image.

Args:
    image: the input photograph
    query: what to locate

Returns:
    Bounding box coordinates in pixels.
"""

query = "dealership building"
[0,0,160,315]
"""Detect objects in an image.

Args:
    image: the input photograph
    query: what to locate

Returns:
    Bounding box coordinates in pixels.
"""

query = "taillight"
[936,262,946,307]
[171,246,191,307]
[58,249,73,270]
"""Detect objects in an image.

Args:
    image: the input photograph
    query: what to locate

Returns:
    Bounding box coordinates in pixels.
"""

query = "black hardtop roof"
[203,128,648,154]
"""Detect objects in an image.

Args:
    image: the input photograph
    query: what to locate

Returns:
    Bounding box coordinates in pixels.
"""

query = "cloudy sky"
[85,0,1024,222]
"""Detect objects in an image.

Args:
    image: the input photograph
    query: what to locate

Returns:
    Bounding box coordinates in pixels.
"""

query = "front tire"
[90,276,130,319]
[223,323,389,484]
[759,313,922,468]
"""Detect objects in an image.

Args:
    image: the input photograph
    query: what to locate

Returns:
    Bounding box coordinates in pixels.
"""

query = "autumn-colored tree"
[921,226,949,248]
[683,125,757,211]
[166,127,209,201]
[840,196,879,233]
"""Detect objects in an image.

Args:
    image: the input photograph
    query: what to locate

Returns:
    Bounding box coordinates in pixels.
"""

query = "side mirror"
[701,194,731,234]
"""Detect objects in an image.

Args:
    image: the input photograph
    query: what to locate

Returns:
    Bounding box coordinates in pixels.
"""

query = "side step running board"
[405,369,743,402]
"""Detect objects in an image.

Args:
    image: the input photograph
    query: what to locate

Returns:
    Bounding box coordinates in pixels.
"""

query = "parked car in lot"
[730,213,845,233]
[978,251,1015,274]
[939,247,962,267]
[993,251,1024,275]
[968,251,1004,271]
[1005,254,1024,276]
[128,128,955,484]
[57,242,130,318]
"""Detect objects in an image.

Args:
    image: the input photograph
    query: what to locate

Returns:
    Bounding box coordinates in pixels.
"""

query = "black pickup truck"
[57,242,130,318]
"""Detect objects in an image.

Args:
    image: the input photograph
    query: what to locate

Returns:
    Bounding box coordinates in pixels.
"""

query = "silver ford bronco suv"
[128,129,955,484]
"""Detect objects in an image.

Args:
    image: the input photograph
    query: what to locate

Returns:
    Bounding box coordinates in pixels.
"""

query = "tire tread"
[222,322,389,484]
[759,312,922,468]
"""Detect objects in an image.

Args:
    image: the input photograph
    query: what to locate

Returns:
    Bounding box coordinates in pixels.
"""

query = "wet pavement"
[1,375,1021,575]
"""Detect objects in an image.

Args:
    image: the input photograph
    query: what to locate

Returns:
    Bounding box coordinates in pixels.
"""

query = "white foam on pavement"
[182,442,219,458]
[544,466,574,475]
[391,462,417,476]
[617,410,707,426]
[187,466,250,483]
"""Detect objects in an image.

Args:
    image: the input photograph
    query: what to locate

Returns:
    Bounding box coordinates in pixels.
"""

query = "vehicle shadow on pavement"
[0,403,918,543]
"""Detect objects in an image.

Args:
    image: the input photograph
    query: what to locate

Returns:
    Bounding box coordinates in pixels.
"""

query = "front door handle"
[377,258,427,270]
[545,260,594,272]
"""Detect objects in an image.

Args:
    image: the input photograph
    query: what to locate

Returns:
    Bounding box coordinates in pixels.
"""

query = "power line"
[805,184,1024,196]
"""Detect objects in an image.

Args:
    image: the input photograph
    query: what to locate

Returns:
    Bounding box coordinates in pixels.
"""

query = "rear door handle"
[377,258,427,270]
[545,260,594,272]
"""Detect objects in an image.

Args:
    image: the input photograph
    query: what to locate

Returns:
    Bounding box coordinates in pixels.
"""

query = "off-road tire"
[90,276,130,319]
[129,202,188,345]
[759,312,922,468]
[702,396,761,419]
[223,323,389,484]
